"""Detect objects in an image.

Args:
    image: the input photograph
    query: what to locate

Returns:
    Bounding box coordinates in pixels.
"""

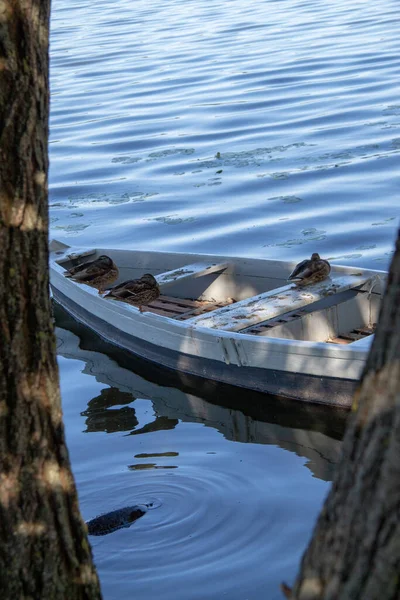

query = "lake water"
[50,0,399,597]
[56,307,346,600]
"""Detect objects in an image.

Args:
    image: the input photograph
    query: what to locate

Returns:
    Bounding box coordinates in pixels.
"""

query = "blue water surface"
[57,317,344,600]
[50,0,399,597]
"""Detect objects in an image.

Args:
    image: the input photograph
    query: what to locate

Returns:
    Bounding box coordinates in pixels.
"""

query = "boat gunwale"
[49,248,385,365]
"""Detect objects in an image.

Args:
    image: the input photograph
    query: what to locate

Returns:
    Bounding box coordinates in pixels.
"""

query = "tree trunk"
[284,231,400,600]
[0,2,102,597]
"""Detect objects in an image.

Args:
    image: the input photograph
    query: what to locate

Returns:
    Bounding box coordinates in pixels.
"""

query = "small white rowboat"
[49,240,386,408]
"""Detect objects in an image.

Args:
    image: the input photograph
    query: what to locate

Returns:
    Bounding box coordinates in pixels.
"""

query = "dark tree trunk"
[0,2,101,597]
[284,232,400,599]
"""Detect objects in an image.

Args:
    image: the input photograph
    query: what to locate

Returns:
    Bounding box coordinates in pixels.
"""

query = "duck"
[104,273,160,312]
[288,252,331,286]
[64,255,119,292]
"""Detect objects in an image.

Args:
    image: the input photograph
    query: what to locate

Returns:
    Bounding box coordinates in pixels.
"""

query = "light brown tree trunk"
[284,231,400,600]
[0,1,102,597]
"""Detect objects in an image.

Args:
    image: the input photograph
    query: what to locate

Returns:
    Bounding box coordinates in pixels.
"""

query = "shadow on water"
[54,302,347,481]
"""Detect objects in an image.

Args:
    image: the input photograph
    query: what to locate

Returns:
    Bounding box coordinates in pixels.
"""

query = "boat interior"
[53,244,384,347]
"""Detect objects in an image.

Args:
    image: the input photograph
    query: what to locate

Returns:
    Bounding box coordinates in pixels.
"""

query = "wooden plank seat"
[327,325,376,346]
[189,273,373,333]
[142,295,235,318]
[155,261,229,288]
[240,307,311,336]
[176,298,236,320]
[142,296,200,317]
[139,261,231,317]
[239,288,365,336]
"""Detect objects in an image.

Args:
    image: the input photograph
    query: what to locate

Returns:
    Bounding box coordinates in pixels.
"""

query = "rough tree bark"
[283,231,400,599]
[0,1,102,597]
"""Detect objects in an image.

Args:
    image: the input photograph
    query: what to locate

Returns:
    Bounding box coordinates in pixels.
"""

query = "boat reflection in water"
[55,303,346,482]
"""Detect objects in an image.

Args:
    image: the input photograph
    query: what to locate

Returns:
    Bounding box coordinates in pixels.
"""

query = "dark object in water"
[86,505,147,536]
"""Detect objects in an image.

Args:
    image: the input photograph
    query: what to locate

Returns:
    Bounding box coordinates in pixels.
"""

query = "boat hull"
[53,286,357,407]
[50,242,384,409]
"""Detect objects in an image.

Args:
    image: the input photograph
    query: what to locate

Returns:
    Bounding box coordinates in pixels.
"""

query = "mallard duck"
[64,255,119,292]
[288,253,331,286]
[104,274,160,312]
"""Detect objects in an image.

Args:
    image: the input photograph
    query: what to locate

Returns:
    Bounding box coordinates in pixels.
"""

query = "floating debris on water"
[147,215,196,225]
[268,195,303,204]
[111,156,142,164]
[302,228,326,237]
[270,172,290,179]
[148,148,195,159]
[371,217,395,226]
[356,244,377,250]
[54,223,90,233]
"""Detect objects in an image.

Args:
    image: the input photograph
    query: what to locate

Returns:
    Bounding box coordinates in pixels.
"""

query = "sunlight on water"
[50,0,398,597]
[50,0,399,267]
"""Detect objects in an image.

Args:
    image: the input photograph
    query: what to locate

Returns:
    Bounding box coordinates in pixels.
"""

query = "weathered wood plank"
[189,274,372,332]
[156,295,203,307]
[176,298,236,320]
[147,300,189,313]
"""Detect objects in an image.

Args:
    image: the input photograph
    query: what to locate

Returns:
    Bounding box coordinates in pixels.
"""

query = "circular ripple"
[84,459,315,600]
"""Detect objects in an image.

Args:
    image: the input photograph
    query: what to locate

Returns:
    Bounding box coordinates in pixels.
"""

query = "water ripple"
[85,439,325,600]
[50,0,399,268]
[51,1,399,598]
[55,315,343,599]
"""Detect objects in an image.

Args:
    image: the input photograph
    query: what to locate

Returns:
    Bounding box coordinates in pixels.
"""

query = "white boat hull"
[50,241,385,408]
